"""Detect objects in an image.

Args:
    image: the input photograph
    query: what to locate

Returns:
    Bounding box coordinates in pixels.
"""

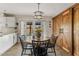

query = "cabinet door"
[0,17,6,28]
[6,17,16,27]
[0,37,4,55]
[0,35,11,55]
[0,34,16,55]
[9,34,14,46]
[13,33,17,44]
[74,5,79,55]
[62,9,72,53]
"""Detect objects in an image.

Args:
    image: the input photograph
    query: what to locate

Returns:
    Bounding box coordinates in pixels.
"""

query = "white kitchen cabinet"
[13,33,17,44]
[0,37,4,55]
[0,17,17,28]
[6,17,16,27]
[0,17,6,27]
[3,35,13,50]
[0,33,17,55]
[0,35,11,55]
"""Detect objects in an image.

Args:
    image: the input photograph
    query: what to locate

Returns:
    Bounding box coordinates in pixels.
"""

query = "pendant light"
[34,3,44,19]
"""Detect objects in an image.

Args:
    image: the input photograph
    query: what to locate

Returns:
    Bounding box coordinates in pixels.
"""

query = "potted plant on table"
[35,27,42,41]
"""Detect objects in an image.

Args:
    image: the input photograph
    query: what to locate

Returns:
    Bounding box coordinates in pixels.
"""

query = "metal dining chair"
[32,40,49,56]
[19,35,33,56]
[48,35,58,56]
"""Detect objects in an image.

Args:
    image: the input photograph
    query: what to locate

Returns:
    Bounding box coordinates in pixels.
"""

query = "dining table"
[25,38,49,44]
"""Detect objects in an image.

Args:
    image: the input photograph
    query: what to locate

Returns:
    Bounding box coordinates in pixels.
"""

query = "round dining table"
[25,38,49,44]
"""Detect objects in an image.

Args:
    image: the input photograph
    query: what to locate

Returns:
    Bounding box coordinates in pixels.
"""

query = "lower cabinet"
[13,33,17,44]
[0,33,17,55]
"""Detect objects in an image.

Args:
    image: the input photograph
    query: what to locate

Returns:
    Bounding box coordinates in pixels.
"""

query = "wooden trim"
[62,10,69,15]
[72,3,79,9]
[71,8,74,56]
[52,19,54,33]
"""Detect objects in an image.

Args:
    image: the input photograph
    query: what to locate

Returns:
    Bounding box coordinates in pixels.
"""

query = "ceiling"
[0,3,74,17]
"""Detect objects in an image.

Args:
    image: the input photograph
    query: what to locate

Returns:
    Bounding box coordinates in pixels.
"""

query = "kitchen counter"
[0,32,17,37]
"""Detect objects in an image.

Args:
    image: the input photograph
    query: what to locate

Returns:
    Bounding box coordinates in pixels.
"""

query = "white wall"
[20,21,25,35]
[16,15,53,40]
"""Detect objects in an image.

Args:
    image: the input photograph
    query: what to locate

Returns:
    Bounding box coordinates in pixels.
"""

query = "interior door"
[73,5,79,55]
[53,15,63,47]
[53,17,59,35]
[62,9,72,54]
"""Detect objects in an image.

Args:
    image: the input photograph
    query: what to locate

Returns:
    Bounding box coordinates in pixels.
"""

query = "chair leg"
[24,49,26,55]
[51,48,53,52]
[54,47,56,56]
[32,49,34,56]
[21,49,24,56]
[31,49,33,56]
[46,51,48,56]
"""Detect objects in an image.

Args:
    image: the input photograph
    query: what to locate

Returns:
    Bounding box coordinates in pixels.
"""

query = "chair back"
[21,35,26,40]
[50,35,58,47]
[32,40,49,56]
[19,35,26,49]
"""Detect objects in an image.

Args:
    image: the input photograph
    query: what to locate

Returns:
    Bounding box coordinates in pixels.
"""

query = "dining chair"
[19,35,33,56]
[32,40,49,56]
[48,35,58,56]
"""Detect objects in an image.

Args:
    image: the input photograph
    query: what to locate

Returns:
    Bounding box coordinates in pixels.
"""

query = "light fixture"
[34,3,44,19]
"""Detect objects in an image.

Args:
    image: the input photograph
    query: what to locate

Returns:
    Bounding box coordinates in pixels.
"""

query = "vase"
[36,32,41,41]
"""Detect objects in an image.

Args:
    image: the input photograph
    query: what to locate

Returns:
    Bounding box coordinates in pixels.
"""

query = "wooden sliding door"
[52,4,79,56]
[62,9,72,54]
[53,17,59,35]
[73,5,79,55]
[53,9,73,54]
[53,15,63,47]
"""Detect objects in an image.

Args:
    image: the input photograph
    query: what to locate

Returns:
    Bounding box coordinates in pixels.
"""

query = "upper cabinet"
[6,17,16,27]
[0,13,16,28]
[0,16,16,28]
[0,17,6,27]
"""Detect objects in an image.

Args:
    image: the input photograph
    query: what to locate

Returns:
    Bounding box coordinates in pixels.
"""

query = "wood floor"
[1,43,71,56]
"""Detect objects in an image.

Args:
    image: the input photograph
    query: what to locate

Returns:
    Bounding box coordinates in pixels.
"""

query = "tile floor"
[1,43,71,56]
